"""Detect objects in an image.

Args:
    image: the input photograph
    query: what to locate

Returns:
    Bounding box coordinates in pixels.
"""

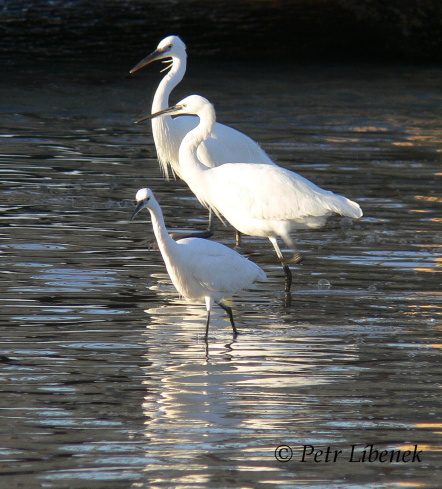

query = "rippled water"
[1,59,441,488]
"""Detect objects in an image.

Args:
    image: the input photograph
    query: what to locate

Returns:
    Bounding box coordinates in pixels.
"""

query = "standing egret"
[137,95,363,292]
[130,35,274,176]
[130,35,275,241]
[131,188,267,338]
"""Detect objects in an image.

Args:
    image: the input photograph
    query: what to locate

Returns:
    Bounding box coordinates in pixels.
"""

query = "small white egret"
[130,35,275,241]
[138,95,363,292]
[131,188,267,338]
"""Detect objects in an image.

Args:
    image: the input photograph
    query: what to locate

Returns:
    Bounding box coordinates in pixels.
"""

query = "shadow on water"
[0,50,441,489]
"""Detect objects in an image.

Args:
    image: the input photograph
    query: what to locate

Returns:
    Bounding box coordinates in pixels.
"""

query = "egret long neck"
[152,55,186,113]
[179,105,216,180]
[147,200,178,260]
[151,55,187,178]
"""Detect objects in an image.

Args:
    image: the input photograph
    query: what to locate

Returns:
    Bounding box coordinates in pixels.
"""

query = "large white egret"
[137,95,363,292]
[131,188,267,338]
[130,35,275,241]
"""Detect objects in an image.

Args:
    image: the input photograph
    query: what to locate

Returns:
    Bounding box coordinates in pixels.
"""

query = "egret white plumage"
[131,188,266,338]
[137,95,363,292]
[130,35,275,241]
[130,35,274,177]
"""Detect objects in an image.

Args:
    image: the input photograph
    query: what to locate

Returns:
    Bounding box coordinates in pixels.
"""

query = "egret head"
[135,95,213,124]
[130,35,186,74]
[131,187,155,220]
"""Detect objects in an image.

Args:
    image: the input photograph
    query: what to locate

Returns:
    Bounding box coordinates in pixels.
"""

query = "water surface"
[0,60,441,488]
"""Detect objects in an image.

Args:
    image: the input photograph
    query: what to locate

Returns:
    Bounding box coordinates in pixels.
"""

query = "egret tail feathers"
[324,193,363,219]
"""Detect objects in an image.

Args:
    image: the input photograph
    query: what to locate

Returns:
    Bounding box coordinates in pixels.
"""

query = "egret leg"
[218,302,238,335]
[235,230,242,247]
[281,233,302,264]
[283,264,292,292]
[205,310,211,339]
[205,208,215,237]
[269,236,292,292]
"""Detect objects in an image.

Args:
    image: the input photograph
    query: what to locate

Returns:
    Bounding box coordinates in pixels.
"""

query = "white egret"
[137,95,363,292]
[131,188,267,338]
[130,35,274,177]
[130,35,275,241]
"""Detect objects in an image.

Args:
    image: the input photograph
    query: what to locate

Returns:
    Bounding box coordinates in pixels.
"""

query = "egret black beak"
[131,201,145,221]
[134,104,186,124]
[130,48,167,74]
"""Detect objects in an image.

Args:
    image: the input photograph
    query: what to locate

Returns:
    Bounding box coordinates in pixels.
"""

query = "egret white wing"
[207,163,362,221]
[177,238,266,294]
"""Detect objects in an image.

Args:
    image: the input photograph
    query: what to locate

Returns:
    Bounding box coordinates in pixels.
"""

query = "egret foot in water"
[205,301,238,338]
[283,263,292,293]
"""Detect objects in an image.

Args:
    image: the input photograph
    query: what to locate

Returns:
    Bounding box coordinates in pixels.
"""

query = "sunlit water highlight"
[0,60,441,488]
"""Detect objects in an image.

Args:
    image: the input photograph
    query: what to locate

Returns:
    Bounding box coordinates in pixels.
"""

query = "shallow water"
[1,59,441,488]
